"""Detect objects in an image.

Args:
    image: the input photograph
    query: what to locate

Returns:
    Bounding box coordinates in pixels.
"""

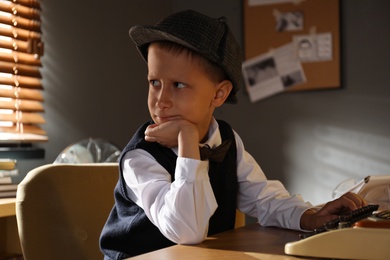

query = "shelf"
[0,146,44,159]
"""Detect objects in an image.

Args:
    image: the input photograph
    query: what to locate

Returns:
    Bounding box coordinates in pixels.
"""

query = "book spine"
[0,159,17,171]
[0,177,12,184]
[0,190,17,198]
[0,169,19,178]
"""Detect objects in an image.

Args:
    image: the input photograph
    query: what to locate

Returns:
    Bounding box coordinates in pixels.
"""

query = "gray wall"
[19,0,390,205]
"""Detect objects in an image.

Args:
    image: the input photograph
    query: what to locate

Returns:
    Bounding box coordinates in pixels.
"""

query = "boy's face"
[147,44,222,139]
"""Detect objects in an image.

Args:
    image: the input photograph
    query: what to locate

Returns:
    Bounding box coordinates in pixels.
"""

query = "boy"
[100,10,366,259]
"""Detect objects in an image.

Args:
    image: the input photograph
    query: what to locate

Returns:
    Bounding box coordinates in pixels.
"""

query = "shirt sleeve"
[122,149,218,244]
[234,131,311,231]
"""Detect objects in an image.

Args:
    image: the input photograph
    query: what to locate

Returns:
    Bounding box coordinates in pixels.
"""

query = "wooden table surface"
[130,224,313,259]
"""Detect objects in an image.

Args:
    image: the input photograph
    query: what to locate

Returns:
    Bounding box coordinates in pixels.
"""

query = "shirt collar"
[200,118,222,149]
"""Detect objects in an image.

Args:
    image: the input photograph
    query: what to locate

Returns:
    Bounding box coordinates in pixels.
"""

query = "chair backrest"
[15,163,118,260]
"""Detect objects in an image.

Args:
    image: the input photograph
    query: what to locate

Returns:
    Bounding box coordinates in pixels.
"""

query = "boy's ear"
[212,80,233,107]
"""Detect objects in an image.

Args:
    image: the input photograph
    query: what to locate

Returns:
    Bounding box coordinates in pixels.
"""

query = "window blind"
[0,0,47,143]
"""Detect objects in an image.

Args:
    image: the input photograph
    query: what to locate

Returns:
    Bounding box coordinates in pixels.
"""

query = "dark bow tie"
[199,140,232,163]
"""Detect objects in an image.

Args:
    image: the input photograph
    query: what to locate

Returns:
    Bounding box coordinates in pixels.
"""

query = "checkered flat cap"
[129,10,243,104]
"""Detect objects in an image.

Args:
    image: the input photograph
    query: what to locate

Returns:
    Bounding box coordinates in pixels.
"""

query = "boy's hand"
[145,120,195,147]
[300,192,367,230]
[145,121,180,148]
[145,120,201,160]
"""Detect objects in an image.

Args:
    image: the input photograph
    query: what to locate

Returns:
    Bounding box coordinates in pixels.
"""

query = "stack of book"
[0,159,18,198]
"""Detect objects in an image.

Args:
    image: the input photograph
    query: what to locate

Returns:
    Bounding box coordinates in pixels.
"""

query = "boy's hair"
[152,41,228,87]
[129,10,243,104]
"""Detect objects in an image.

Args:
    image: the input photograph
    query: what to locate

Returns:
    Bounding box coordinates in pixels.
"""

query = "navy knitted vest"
[100,120,237,259]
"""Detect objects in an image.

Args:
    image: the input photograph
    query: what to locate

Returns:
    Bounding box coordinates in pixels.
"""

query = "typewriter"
[285,205,390,260]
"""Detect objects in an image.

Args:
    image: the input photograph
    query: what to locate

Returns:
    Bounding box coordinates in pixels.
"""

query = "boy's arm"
[122,149,217,244]
[234,131,310,230]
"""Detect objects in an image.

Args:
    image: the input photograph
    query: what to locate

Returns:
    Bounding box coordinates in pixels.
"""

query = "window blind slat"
[0,23,41,41]
[0,36,29,52]
[0,50,41,66]
[0,124,46,136]
[0,111,45,124]
[0,98,44,112]
[0,86,43,101]
[0,1,40,20]
[0,74,42,88]
[0,11,41,31]
[16,0,41,9]
[0,61,41,77]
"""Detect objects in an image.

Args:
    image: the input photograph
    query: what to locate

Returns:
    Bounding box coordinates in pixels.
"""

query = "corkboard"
[243,0,340,92]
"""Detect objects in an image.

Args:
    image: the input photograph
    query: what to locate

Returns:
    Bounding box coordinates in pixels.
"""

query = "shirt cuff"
[293,205,313,231]
[175,157,209,182]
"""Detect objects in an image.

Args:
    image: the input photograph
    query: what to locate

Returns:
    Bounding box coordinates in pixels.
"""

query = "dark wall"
[18,0,390,205]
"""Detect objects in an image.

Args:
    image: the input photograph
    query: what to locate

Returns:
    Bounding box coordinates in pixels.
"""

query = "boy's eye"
[150,80,161,87]
[174,82,186,89]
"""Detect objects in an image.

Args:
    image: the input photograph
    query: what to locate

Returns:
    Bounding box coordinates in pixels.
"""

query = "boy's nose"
[156,87,172,109]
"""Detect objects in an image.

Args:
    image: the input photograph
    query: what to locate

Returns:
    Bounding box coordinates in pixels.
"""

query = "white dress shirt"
[122,118,311,244]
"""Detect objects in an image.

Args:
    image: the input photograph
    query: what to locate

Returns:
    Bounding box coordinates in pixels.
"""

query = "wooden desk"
[0,198,16,218]
[0,198,22,254]
[130,224,311,259]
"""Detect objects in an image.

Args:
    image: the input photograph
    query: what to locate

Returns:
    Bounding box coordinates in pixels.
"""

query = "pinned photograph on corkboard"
[242,0,340,102]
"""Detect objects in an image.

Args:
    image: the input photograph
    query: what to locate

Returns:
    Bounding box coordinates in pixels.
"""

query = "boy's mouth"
[154,115,181,123]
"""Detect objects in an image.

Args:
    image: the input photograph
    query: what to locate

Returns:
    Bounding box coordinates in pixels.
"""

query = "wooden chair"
[15,163,118,260]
